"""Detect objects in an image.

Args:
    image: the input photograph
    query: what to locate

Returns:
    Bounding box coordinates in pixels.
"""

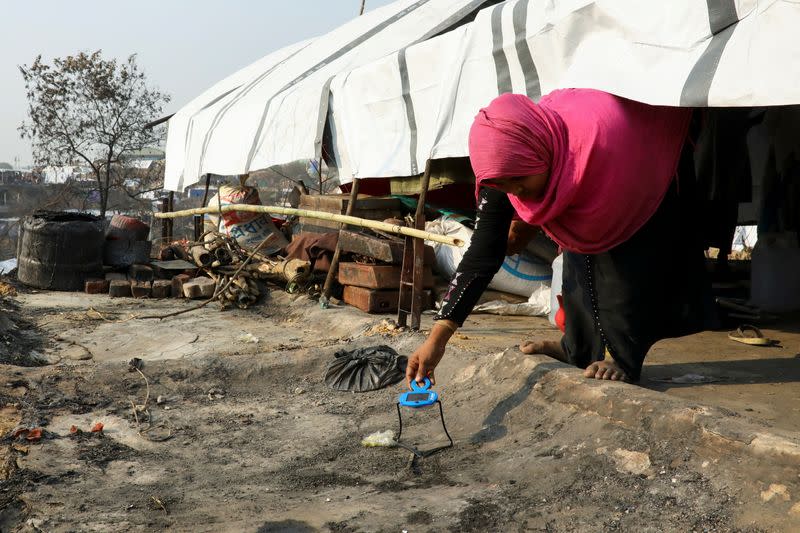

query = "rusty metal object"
[17,211,104,291]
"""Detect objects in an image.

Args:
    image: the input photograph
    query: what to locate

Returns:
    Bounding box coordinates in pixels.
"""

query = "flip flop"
[728,324,775,346]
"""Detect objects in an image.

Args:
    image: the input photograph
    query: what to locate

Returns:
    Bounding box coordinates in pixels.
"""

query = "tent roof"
[164,0,498,191]
[165,0,800,191]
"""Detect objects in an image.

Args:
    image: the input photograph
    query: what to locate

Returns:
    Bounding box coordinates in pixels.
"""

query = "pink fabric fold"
[468,89,691,254]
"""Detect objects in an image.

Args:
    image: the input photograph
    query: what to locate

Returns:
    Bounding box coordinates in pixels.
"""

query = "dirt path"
[0,290,795,531]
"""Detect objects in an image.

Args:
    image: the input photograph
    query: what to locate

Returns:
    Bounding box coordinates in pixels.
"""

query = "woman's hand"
[506,220,539,256]
[406,321,456,387]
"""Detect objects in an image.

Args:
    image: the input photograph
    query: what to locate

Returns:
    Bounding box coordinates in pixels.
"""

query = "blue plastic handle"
[411,377,431,392]
[399,377,438,408]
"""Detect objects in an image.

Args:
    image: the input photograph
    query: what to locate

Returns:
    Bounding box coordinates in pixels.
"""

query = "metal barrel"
[17,211,104,291]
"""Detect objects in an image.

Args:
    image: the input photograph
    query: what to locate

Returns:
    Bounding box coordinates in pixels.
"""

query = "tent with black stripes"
[163,0,501,192]
[164,0,800,192]
[329,0,799,183]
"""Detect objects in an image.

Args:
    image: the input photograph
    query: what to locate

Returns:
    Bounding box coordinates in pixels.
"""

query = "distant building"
[42,165,91,185]
[124,148,165,170]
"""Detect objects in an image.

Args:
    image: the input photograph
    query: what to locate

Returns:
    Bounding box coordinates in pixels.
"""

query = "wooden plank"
[299,194,403,213]
[321,178,360,302]
[298,208,401,229]
[338,230,435,264]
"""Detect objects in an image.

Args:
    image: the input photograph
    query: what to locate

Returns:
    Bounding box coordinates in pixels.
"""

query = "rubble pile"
[82,230,312,310]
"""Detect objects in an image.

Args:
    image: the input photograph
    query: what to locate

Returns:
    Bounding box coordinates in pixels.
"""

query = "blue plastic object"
[398,377,438,407]
[395,377,453,457]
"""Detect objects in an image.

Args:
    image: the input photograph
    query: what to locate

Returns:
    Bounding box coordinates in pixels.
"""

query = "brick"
[108,279,132,298]
[183,277,216,299]
[338,262,434,290]
[343,285,432,314]
[171,274,191,298]
[105,272,127,282]
[151,280,172,299]
[130,281,152,298]
[84,278,110,295]
[128,264,154,282]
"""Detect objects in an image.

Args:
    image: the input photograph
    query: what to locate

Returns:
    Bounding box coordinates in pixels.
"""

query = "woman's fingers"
[406,357,419,389]
[415,362,434,386]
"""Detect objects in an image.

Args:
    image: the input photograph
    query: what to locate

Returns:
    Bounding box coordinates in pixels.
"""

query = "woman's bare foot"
[519,339,569,363]
[583,360,628,381]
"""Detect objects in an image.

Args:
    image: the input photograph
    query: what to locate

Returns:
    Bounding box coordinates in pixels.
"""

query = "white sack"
[425,217,551,298]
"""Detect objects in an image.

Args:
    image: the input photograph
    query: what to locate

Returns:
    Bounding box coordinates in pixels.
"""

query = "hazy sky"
[0,0,394,166]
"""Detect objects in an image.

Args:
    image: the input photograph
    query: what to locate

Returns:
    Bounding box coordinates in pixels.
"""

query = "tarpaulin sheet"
[164,0,497,191]
[165,0,800,190]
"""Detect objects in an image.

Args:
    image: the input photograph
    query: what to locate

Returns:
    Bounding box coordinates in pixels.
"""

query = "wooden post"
[201,174,211,207]
[167,191,174,241]
[321,178,360,306]
[397,161,431,329]
[193,215,203,241]
[410,164,431,330]
[160,195,173,243]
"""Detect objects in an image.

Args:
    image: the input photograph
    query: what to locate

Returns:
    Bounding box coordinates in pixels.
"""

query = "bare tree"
[360,0,366,15]
[19,51,170,218]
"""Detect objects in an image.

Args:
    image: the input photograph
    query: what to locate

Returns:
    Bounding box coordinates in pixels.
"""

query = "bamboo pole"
[154,204,464,247]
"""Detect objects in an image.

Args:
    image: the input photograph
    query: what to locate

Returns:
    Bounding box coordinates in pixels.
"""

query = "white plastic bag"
[473,284,551,316]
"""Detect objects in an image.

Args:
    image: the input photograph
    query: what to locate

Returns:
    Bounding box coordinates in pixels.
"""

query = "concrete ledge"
[527,354,800,468]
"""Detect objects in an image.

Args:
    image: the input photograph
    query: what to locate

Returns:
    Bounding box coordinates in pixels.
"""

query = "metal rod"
[395,400,454,459]
[321,179,360,305]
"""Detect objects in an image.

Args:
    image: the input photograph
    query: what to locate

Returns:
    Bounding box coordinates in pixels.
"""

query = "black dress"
[435,149,716,381]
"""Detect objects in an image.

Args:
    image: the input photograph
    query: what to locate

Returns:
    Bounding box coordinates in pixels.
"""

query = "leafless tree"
[19,51,170,218]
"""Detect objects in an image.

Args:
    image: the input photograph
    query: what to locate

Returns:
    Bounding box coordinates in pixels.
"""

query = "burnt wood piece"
[338,230,434,265]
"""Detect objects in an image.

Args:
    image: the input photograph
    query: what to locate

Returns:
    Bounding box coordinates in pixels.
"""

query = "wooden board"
[338,230,435,265]
[299,194,404,214]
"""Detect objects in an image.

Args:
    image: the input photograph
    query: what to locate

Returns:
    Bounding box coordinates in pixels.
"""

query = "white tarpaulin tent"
[165,0,800,191]
[164,0,498,191]
[330,0,800,181]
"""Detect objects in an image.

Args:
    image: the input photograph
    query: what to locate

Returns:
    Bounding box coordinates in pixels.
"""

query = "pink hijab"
[469,89,691,254]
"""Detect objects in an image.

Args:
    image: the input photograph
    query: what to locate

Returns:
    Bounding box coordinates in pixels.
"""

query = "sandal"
[728,324,775,346]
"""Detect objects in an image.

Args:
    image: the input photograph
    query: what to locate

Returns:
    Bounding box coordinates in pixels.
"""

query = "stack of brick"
[84,265,213,300]
[336,230,435,314]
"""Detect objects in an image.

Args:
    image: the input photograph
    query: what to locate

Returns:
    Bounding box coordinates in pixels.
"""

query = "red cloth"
[469,89,691,254]
[284,232,339,273]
